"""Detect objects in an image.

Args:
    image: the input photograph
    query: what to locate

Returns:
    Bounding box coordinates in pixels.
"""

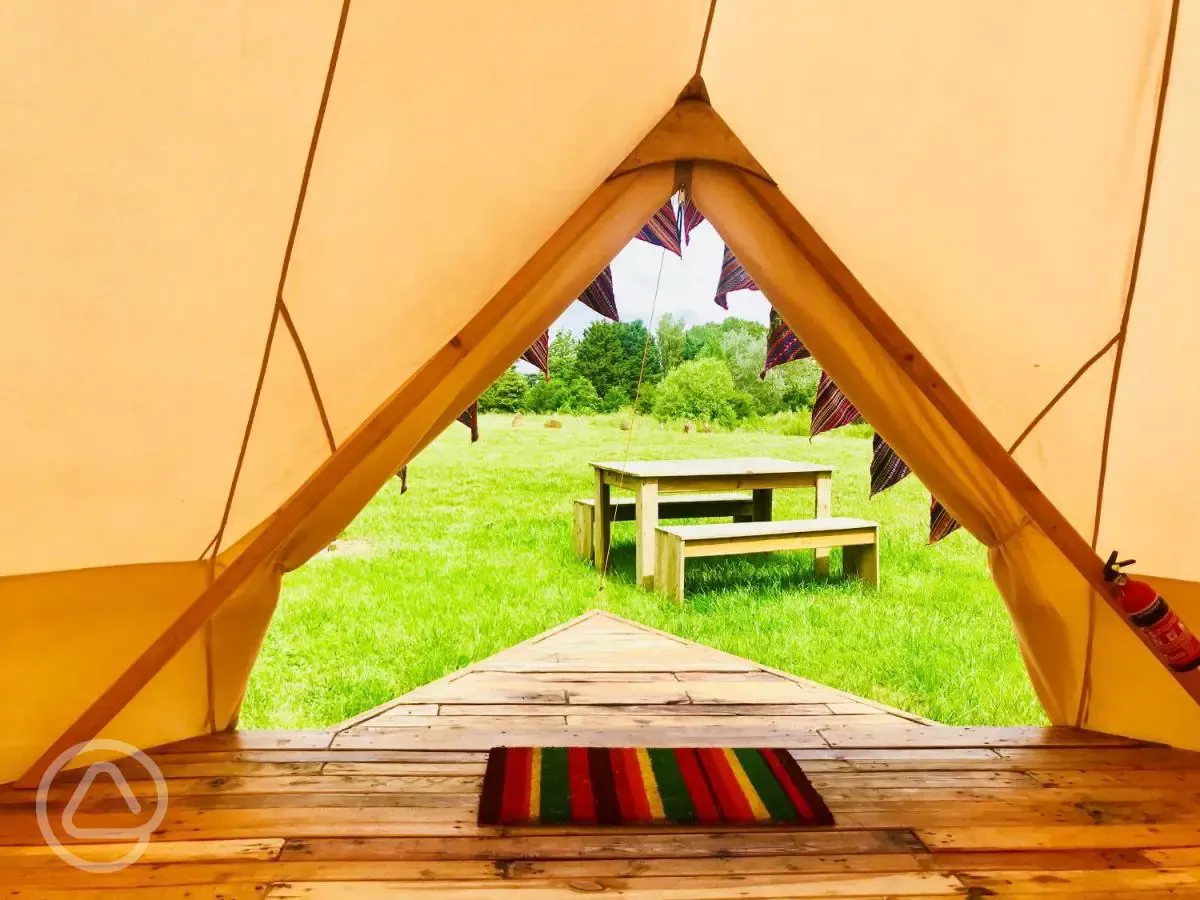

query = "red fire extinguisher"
[1105,551,1200,673]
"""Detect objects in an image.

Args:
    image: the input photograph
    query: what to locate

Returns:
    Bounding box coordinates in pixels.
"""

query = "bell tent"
[2,0,1199,785]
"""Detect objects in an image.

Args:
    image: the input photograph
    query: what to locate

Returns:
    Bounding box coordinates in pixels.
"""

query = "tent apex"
[610,94,771,184]
[676,73,711,104]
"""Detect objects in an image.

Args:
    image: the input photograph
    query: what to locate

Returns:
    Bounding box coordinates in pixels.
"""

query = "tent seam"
[1007,333,1119,454]
[279,300,337,453]
[208,0,352,558]
[694,0,718,76]
[1076,0,1179,730]
[1088,0,1178,553]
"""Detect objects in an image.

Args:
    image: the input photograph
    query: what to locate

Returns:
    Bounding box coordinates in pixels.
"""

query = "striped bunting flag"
[713,243,757,309]
[635,200,682,257]
[681,196,705,245]
[870,433,911,496]
[810,371,863,437]
[522,330,550,381]
[578,267,619,322]
[479,746,833,827]
[930,498,961,543]
[457,402,479,443]
[761,307,810,378]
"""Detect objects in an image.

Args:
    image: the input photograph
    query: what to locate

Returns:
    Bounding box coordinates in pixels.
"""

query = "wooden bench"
[654,517,880,603]
[572,493,755,561]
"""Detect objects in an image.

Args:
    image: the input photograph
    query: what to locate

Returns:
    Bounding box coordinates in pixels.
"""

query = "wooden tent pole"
[730,167,1200,709]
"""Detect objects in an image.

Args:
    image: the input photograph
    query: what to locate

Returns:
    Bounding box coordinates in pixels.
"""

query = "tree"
[574,322,625,397]
[478,367,528,413]
[547,330,578,381]
[652,358,753,428]
[575,320,661,400]
[683,322,724,361]
[656,313,686,373]
[614,320,662,388]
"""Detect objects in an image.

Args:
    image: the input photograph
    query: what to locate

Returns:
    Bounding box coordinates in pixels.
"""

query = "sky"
[551,217,769,337]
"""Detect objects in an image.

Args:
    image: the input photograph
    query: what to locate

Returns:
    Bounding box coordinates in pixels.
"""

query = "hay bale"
[699,421,713,433]
[619,419,633,431]
[511,414,524,427]
[683,421,696,433]
[544,418,563,429]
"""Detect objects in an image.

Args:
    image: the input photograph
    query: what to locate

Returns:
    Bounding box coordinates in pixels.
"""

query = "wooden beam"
[727,167,1200,710]
[15,166,673,788]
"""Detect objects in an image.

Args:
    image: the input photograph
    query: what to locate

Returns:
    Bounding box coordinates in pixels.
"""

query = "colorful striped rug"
[478,747,834,827]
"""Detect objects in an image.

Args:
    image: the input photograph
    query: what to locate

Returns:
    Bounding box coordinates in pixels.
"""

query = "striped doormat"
[478,746,833,827]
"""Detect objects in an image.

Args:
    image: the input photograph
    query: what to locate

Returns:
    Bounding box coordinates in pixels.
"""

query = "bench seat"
[572,493,754,560]
[655,517,879,602]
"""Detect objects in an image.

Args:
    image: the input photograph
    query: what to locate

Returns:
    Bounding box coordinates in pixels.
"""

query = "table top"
[591,457,835,479]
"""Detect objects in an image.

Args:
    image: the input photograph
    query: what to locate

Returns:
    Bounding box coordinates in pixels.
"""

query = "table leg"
[752,488,773,522]
[593,469,612,570]
[814,474,832,577]
[635,480,659,589]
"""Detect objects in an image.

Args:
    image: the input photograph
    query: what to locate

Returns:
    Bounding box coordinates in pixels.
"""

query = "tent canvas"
[2,0,1199,786]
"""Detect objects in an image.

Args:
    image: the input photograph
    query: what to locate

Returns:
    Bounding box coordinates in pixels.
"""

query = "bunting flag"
[578,267,619,322]
[395,465,408,493]
[930,498,961,543]
[680,196,705,246]
[457,402,479,443]
[714,243,757,309]
[870,434,911,496]
[761,307,810,378]
[809,371,862,437]
[635,200,682,257]
[522,330,550,381]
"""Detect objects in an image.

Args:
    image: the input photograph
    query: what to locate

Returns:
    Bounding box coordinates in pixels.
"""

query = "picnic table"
[590,457,834,588]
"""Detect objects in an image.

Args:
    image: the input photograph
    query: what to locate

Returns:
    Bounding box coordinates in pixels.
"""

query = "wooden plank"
[956,866,1200,894]
[424,703,842,717]
[330,727,831,751]
[592,458,833,480]
[661,517,877,542]
[0,838,284,865]
[819,726,1143,749]
[561,713,901,729]
[918,824,1200,851]
[265,872,962,897]
[282,829,926,861]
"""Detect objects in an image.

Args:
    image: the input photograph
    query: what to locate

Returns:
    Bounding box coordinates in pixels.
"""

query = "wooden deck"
[6,610,1200,897]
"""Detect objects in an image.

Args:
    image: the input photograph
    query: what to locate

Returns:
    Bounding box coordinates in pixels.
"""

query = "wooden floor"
[6,611,1200,898]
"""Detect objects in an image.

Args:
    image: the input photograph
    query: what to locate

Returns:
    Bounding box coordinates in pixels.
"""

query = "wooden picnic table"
[591,457,834,588]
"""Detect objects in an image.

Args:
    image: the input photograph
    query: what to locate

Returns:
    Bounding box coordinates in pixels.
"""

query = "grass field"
[241,414,1044,730]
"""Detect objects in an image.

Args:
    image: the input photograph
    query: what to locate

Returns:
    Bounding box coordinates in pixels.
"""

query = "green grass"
[241,414,1045,730]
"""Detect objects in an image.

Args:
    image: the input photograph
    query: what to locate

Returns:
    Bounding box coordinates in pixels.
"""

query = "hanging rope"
[596,241,670,592]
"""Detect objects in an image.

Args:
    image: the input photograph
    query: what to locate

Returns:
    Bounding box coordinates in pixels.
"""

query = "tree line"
[478,315,820,427]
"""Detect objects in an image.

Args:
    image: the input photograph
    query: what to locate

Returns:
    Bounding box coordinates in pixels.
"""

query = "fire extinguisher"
[1104,551,1200,673]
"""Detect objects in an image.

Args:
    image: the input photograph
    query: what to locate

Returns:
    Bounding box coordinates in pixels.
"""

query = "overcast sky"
[551,217,769,337]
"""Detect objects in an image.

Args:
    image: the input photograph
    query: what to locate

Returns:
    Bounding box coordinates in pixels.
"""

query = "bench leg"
[635,481,659,589]
[593,471,611,570]
[573,502,595,561]
[845,542,880,587]
[752,488,773,522]
[813,474,832,577]
[656,531,686,604]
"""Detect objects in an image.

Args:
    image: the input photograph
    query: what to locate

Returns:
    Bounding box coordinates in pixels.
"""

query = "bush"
[652,358,754,428]
[601,386,631,413]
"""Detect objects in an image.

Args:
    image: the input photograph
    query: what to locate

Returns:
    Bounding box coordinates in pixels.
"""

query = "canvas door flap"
[688,161,1093,729]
